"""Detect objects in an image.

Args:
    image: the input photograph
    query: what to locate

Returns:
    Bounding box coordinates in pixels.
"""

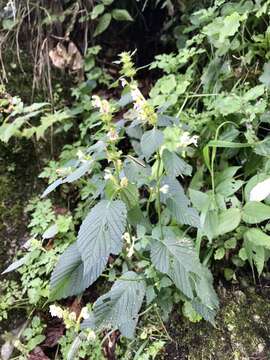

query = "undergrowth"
[1,0,270,359]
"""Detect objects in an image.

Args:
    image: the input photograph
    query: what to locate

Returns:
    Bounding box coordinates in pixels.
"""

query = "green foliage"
[3,0,270,357]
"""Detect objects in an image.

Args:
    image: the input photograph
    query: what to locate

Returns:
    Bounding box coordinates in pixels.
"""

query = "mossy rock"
[162,287,270,359]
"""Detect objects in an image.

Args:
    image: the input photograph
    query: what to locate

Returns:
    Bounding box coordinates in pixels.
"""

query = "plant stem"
[156,151,163,240]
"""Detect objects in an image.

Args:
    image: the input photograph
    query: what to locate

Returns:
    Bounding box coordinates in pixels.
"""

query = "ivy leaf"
[50,243,108,300]
[82,271,146,338]
[150,236,218,314]
[259,62,270,88]
[140,128,164,160]
[162,149,192,177]
[77,200,127,275]
[242,202,270,224]
[93,13,112,37]
[112,9,133,21]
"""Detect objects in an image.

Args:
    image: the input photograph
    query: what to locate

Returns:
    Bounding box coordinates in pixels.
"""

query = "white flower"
[123,232,131,243]
[49,305,63,319]
[87,330,96,341]
[68,312,77,321]
[179,132,199,148]
[120,78,128,88]
[92,95,102,109]
[250,178,270,202]
[104,168,112,181]
[107,129,119,141]
[160,184,169,194]
[120,177,128,187]
[80,307,90,320]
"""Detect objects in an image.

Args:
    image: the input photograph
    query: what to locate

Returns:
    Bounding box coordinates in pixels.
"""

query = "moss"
[0,142,39,273]
[162,287,270,359]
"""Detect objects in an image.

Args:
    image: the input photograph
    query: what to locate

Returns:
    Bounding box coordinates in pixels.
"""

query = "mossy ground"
[162,285,270,359]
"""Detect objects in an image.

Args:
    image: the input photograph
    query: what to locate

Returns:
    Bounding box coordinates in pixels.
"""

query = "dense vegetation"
[1,0,270,359]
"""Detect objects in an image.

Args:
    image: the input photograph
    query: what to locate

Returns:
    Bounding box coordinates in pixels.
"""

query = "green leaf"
[91,4,105,20]
[141,128,164,160]
[244,228,270,249]
[189,189,210,212]
[120,183,139,210]
[259,62,270,87]
[112,9,133,21]
[43,224,58,239]
[244,85,265,101]
[162,149,192,177]
[77,200,127,274]
[249,178,270,202]
[50,243,108,300]
[82,271,145,338]
[93,13,112,37]
[41,161,92,198]
[167,198,200,228]
[1,255,27,275]
[182,301,202,323]
[216,179,244,197]
[214,247,225,260]
[216,208,241,236]
[41,178,63,198]
[242,202,270,224]
[150,236,218,314]
[243,233,266,275]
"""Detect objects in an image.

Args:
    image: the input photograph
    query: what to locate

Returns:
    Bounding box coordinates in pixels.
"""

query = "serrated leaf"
[93,13,112,37]
[216,208,241,236]
[82,271,145,338]
[140,128,164,160]
[150,236,218,313]
[167,198,200,228]
[77,200,127,275]
[162,149,192,177]
[50,243,108,300]
[112,9,133,21]
[242,201,270,224]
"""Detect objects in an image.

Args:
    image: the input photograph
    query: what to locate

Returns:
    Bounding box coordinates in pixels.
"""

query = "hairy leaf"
[77,200,127,274]
[162,149,192,177]
[140,128,164,160]
[50,243,108,300]
[82,271,145,338]
[150,236,218,314]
